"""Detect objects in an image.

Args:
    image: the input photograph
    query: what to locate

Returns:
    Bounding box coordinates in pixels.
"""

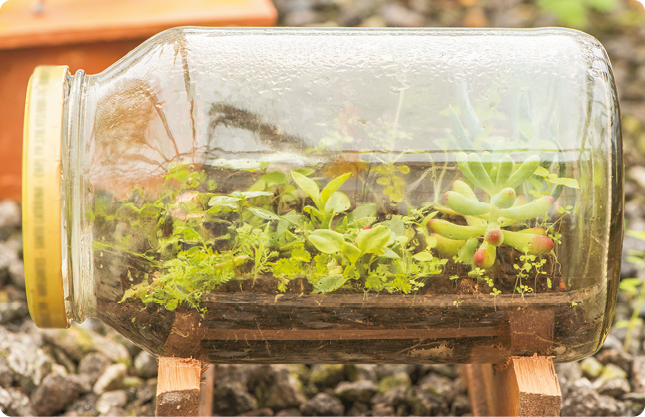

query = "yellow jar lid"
[22,66,69,328]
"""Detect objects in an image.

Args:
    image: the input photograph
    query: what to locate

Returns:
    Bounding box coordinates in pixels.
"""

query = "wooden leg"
[198,365,216,417]
[156,357,202,416]
[464,356,561,417]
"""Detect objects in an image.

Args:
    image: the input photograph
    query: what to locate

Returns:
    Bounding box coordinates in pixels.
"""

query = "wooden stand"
[156,357,202,417]
[462,356,562,416]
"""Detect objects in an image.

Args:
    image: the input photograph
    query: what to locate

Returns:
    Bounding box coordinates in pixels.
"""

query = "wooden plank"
[198,365,215,417]
[156,357,202,417]
[493,356,561,416]
[463,364,492,417]
[200,327,498,341]
[507,310,554,355]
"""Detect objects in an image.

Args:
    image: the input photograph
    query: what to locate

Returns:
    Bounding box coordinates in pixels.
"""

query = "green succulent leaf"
[261,171,288,185]
[495,154,515,190]
[342,243,362,264]
[208,196,241,209]
[444,191,493,216]
[503,155,541,189]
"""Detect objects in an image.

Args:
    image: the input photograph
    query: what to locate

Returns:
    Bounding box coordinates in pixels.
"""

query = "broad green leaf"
[308,229,345,253]
[208,195,241,209]
[342,243,361,264]
[247,207,280,221]
[357,225,391,254]
[261,171,288,185]
[314,274,348,294]
[412,252,434,262]
[548,177,580,189]
[351,203,377,219]
[533,166,550,177]
[233,191,274,199]
[165,299,179,311]
[381,216,405,237]
[380,247,400,259]
[291,171,321,207]
[292,167,315,177]
[321,172,352,204]
[324,191,351,214]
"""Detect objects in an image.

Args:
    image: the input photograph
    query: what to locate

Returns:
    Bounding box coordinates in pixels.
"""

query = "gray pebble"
[0,386,36,417]
[78,352,112,386]
[134,351,158,379]
[96,390,128,415]
[275,408,302,416]
[93,363,127,395]
[31,372,91,416]
[300,392,344,416]
[334,380,378,403]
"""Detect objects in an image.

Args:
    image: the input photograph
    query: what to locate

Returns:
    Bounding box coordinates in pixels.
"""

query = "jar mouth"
[22,65,70,329]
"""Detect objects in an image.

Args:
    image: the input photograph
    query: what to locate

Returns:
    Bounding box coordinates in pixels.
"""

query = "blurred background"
[1,0,645,416]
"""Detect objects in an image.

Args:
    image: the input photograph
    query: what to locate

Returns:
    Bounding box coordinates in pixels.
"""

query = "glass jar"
[23,27,623,364]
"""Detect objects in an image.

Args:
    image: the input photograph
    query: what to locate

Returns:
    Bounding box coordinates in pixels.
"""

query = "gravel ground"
[2,1,645,416]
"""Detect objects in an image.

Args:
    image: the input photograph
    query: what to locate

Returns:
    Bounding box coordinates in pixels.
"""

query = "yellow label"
[22,66,69,328]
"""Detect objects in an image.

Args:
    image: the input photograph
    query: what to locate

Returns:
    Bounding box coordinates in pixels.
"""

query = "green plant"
[538,0,618,28]
[616,230,645,351]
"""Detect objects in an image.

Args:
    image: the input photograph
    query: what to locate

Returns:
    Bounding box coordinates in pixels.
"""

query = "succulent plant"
[428,151,555,272]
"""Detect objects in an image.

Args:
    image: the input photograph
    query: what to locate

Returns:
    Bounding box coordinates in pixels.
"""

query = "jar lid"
[22,66,69,328]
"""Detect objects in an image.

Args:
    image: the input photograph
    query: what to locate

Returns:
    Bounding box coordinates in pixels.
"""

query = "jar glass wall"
[38,27,623,364]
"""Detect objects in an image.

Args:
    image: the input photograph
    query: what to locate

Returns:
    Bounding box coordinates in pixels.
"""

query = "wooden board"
[465,356,561,416]
[156,357,203,417]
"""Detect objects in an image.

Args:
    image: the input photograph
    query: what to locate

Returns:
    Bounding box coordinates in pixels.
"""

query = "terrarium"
[23,27,623,364]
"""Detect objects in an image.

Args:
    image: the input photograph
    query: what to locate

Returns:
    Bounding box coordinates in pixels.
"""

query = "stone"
[371,403,395,416]
[63,393,98,417]
[8,259,25,290]
[629,166,645,190]
[624,391,645,404]
[596,377,631,399]
[124,402,155,417]
[0,356,14,388]
[283,10,326,26]
[0,386,36,417]
[275,408,302,416]
[632,356,645,393]
[595,363,628,383]
[451,393,472,416]
[6,343,53,395]
[354,364,378,382]
[134,351,158,379]
[212,381,258,415]
[380,2,425,27]
[106,330,142,359]
[96,390,128,414]
[346,402,370,416]
[419,364,458,379]
[334,380,378,403]
[0,202,21,236]
[78,352,112,386]
[263,366,307,410]
[405,386,447,416]
[31,372,91,416]
[555,361,583,390]
[370,386,407,410]
[581,356,605,379]
[0,301,28,324]
[560,377,621,416]
[418,372,459,402]
[377,371,412,393]
[597,349,633,374]
[310,364,345,389]
[136,379,157,405]
[239,408,275,416]
[42,325,131,365]
[300,392,344,416]
[93,363,127,395]
[123,376,144,388]
[602,334,625,352]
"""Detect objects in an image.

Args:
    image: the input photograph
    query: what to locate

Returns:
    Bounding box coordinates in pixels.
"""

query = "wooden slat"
[492,356,561,416]
[156,357,202,417]
[198,365,215,417]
